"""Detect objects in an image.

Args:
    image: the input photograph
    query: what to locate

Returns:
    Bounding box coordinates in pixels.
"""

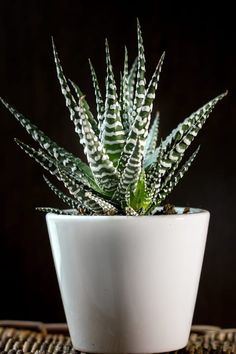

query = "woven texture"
[0,322,236,354]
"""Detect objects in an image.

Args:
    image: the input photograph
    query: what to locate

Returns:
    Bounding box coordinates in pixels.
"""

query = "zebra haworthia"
[1,20,227,215]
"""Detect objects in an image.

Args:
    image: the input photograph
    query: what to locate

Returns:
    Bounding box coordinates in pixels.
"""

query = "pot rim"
[46,207,210,220]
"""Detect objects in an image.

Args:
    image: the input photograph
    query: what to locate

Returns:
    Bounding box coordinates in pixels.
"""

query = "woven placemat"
[0,321,236,354]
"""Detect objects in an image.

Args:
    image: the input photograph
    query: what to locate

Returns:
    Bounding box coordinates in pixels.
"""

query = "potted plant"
[1,20,226,353]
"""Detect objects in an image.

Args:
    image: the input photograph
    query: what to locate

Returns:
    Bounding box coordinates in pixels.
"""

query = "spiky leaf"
[113,139,142,204]
[126,57,138,128]
[88,59,105,133]
[118,52,165,172]
[0,98,98,188]
[125,207,138,216]
[145,92,227,168]
[101,40,125,163]
[150,146,200,214]
[43,175,79,209]
[83,191,118,215]
[36,207,80,215]
[129,169,150,212]
[57,168,105,214]
[15,139,60,177]
[69,79,99,136]
[158,92,227,178]
[52,40,100,145]
[78,96,119,192]
[58,168,118,215]
[132,19,146,118]
[144,111,159,159]
[145,141,165,203]
[120,47,130,135]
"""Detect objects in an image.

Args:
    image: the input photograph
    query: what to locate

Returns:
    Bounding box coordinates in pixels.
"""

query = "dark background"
[0,0,235,326]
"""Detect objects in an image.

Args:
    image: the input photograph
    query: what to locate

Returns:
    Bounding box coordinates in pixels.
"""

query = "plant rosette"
[2,19,226,354]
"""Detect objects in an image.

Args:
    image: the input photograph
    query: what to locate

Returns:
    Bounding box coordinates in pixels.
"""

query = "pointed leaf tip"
[223,90,228,96]
[51,36,56,51]
[160,51,166,60]
[0,97,10,110]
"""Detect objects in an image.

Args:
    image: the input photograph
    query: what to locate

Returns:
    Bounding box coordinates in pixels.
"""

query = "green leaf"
[131,19,146,119]
[160,147,200,203]
[15,138,103,195]
[145,141,165,204]
[120,47,130,135]
[129,169,150,212]
[43,175,79,209]
[52,38,86,142]
[36,207,80,215]
[58,168,117,215]
[118,52,165,172]
[113,139,142,203]
[83,191,118,215]
[142,52,165,142]
[88,59,105,133]
[150,146,200,214]
[0,98,97,188]
[69,79,99,136]
[125,206,138,216]
[145,91,227,169]
[57,168,103,214]
[158,91,227,177]
[15,139,60,177]
[128,57,138,107]
[144,111,159,159]
[101,40,126,163]
[77,96,120,192]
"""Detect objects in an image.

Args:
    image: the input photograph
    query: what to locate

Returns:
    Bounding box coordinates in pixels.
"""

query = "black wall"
[1,1,236,326]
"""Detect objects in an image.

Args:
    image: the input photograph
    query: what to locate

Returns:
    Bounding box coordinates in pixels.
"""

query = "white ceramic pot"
[46,208,210,354]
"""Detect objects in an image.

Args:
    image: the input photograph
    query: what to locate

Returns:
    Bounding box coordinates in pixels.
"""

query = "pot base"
[71,340,188,354]
[73,347,187,354]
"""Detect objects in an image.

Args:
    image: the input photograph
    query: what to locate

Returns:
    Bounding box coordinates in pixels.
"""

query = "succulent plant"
[1,20,227,216]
